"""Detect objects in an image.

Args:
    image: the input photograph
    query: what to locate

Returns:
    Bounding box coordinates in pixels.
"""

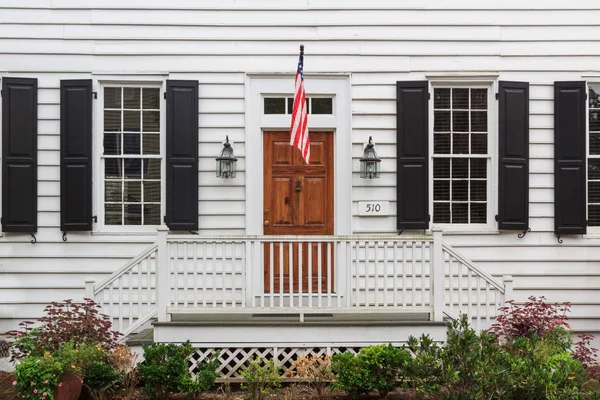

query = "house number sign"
[358,201,390,216]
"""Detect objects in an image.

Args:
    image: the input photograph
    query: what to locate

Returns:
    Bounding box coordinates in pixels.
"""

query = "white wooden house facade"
[1,0,600,376]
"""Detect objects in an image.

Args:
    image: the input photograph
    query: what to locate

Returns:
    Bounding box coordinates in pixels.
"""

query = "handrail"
[167,234,433,242]
[442,243,504,292]
[94,243,158,294]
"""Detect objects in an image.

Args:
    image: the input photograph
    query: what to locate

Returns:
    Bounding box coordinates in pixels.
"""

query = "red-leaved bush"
[489,296,570,340]
[490,296,598,366]
[7,298,121,362]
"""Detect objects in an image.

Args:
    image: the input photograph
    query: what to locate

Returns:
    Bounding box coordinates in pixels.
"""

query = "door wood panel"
[263,132,334,293]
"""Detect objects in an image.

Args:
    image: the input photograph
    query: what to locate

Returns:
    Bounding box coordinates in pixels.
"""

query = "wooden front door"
[263,132,334,293]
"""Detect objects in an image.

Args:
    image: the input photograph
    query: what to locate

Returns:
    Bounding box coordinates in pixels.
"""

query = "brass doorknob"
[264,220,270,226]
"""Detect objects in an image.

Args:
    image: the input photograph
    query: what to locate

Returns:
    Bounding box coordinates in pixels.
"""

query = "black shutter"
[60,80,93,231]
[397,81,429,230]
[554,81,586,235]
[166,80,198,231]
[2,78,37,232]
[498,81,529,230]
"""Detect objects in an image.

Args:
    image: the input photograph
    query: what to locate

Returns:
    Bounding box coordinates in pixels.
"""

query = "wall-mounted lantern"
[216,136,238,179]
[359,136,381,179]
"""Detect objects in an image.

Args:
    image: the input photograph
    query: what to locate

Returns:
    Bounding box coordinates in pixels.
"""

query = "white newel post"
[157,226,170,322]
[432,228,444,322]
[502,275,514,304]
[84,279,95,301]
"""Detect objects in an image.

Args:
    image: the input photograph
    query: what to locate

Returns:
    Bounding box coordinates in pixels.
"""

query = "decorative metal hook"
[189,230,199,235]
[517,228,531,239]
[62,232,68,242]
[557,235,563,244]
[30,233,37,244]
[398,229,404,235]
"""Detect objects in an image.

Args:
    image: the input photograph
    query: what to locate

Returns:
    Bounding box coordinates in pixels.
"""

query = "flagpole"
[300,44,304,55]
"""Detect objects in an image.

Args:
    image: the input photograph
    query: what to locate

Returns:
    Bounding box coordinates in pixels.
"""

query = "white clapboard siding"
[2,1,600,335]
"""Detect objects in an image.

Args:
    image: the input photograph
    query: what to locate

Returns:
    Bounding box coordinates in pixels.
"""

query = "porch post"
[502,275,514,304]
[431,228,444,322]
[157,226,170,322]
[84,279,95,301]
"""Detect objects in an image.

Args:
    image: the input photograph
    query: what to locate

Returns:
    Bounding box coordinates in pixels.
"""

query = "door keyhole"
[295,179,302,192]
[284,197,289,205]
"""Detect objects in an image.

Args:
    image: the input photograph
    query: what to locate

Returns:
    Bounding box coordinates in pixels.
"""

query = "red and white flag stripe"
[290,46,310,164]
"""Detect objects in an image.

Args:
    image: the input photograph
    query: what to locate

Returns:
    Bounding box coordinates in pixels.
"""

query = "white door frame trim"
[245,75,352,237]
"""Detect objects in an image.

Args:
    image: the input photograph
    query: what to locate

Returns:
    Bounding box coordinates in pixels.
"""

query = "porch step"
[153,319,447,346]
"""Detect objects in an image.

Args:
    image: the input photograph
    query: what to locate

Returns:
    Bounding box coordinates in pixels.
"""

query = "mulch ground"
[0,371,17,400]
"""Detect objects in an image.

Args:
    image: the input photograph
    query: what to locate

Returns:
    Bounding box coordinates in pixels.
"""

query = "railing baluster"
[448,255,454,312]
[184,242,189,308]
[327,242,332,308]
[232,243,237,308]
[346,240,352,307]
[298,242,303,307]
[202,242,207,308]
[212,242,216,308]
[402,242,407,307]
[279,242,284,307]
[383,242,388,307]
[109,282,114,328]
[128,269,133,327]
[118,277,124,333]
[421,241,426,307]
[241,242,246,308]
[476,276,481,331]
[486,283,491,329]
[318,242,322,308]
[308,242,313,308]
[289,242,294,307]
[353,241,359,307]
[458,262,463,314]
[270,241,274,307]
[468,268,472,322]
[393,241,398,307]
[411,241,416,307]
[137,260,142,319]
[222,242,227,307]
[193,242,198,308]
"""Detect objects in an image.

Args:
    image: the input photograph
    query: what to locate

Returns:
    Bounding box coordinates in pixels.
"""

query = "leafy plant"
[109,344,141,400]
[287,354,333,399]
[14,353,63,400]
[406,334,457,397]
[181,353,219,400]
[138,341,194,400]
[8,299,121,362]
[573,334,599,367]
[331,351,373,399]
[358,344,411,399]
[490,296,570,341]
[240,357,281,400]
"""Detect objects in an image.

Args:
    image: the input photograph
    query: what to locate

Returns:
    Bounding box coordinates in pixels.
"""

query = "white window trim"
[92,79,167,233]
[586,81,600,235]
[428,80,499,233]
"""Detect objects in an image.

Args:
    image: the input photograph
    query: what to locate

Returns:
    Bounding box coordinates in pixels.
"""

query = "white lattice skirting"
[189,346,365,380]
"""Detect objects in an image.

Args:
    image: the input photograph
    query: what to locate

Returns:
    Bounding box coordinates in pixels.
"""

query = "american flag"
[290,45,309,164]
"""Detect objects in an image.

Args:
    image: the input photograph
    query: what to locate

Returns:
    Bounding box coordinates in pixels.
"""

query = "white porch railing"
[85,227,512,337]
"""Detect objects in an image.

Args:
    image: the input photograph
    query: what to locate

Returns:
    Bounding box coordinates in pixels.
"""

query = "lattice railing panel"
[189,346,364,379]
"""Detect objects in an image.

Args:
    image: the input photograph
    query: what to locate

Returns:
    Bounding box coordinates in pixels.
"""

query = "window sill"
[582,234,600,240]
[91,231,159,237]
[428,229,500,235]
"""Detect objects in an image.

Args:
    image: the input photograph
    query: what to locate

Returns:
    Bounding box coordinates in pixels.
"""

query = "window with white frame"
[588,85,600,226]
[432,86,491,225]
[102,85,162,226]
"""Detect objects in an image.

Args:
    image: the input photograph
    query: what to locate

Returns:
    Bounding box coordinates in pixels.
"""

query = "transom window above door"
[102,86,162,226]
[264,97,333,115]
[432,87,491,225]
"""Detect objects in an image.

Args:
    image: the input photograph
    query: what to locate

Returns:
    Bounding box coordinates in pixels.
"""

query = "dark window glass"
[311,98,333,114]
[264,98,285,114]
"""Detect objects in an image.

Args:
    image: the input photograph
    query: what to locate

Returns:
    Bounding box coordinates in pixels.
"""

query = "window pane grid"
[433,87,489,225]
[588,85,600,226]
[103,86,162,226]
[263,97,333,115]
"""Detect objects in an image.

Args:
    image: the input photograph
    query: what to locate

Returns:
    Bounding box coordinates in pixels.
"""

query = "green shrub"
[357,344,411,399]
[138,341,193,400]
[181,353,219,400]
[240,357,281,400]
[14,354,63,400]
[406,334,457,397]
[331,351,373,399]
